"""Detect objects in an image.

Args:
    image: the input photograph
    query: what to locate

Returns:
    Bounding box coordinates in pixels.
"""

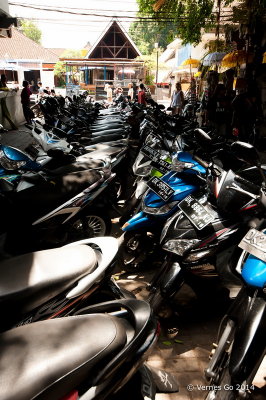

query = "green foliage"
[54,61,66,87]
[136,0,214,45]
[145,74,155,85]
[129,21,175,54]
[19,19,42,44]
[61,49,83,59]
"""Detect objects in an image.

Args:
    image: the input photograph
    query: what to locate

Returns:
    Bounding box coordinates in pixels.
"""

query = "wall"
[0,90,25,129]
[0,0,9,14]
[40,70,55,90]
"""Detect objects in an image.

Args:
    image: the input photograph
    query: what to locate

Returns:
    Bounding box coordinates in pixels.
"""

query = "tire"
[206,368,235,400]
[148,289,164,313]
[69,209,111,240]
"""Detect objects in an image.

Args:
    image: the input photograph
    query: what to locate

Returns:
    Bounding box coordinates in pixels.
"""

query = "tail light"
[60,390,78,400]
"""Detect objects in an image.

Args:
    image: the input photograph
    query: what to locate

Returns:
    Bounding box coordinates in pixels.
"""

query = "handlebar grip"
[193,155,209,169]
[34,127,42,135]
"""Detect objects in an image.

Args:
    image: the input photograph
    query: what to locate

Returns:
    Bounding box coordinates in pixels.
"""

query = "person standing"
[0,74,7,88]
[137,83,146,105]
[21,80,32,124]
[37,81,44,98]
[104,83,113,103]
[170,82,184,115]
[128,83,134,100]
[207,83,231,138]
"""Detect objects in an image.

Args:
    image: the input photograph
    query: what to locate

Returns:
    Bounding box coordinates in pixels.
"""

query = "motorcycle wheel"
[70,209,111,239]
[206,368,235,400]
[148,290,164,313]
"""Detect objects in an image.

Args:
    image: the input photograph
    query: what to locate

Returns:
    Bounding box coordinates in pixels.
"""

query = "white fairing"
[132,152,152,176]
[31,127,72,154]
[64,237,119,298]
[136,179,148,199]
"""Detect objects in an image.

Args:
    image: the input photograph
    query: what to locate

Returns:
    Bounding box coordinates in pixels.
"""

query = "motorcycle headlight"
[0,150,27,171]
[142,201,178,215]
[162,238,200,256]
[133,165,152,177]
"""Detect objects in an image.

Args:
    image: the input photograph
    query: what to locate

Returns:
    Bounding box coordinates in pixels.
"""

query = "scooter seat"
[0,314,127,400]
[0,244,97,317]
[12,169,107,219]
[91,128,125,137]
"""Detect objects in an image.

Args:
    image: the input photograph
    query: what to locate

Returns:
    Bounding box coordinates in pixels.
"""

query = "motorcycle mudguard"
[229,288,266,383]
[159,262,185,298]
[122,211,157,232]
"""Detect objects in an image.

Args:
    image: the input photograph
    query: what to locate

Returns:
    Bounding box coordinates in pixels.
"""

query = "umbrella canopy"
[221,50,254,68]
[202,52,226,66]
[118,68,135,74]
[181,58,200,67]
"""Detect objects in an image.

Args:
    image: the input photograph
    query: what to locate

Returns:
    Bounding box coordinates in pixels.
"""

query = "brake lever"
[226,182,259,200]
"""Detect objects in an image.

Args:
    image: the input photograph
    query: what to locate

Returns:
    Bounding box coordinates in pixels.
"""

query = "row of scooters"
[0,95,180,400]
[118,103,266,400]
[0,93,266,399]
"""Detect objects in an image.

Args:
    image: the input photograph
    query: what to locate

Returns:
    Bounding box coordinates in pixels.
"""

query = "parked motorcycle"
[204,226,266,399]
[148,142,266,312]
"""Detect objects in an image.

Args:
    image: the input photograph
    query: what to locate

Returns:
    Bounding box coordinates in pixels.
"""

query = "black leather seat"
[0,245,97,315]
[89,133,125,144]
[91,128,125,137]
[0,314,127,400]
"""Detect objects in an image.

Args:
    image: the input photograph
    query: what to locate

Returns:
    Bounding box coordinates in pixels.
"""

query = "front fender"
[122,211,157,232]
[229,289,266,383]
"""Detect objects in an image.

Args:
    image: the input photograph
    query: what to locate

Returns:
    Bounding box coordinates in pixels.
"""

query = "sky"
[8,0,138,49]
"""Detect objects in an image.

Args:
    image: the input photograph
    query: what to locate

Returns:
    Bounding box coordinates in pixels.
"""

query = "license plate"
[140,145,172,174]
[178,195,214,230]
[147,176,175,202]
[140,145,160,160]
[151,158,172,174]
[239,228,266,262]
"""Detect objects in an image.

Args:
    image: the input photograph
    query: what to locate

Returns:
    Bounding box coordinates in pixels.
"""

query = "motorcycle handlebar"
[193,155,209,169]
[234,175,260,193]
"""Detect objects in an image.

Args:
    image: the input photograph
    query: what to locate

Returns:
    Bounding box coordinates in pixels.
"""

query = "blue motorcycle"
[120,151,206,268]
[205,226,266,400]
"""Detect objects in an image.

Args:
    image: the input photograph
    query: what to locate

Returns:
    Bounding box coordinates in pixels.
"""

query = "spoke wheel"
[71,210,111,240]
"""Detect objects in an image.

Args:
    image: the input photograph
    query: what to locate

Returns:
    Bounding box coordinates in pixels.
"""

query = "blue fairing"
[177,152,206,174]
[122,212,157,232]
[242,254,266,288]
[2,145,30,161]
[144,171,198,208]
[1,145,42,170]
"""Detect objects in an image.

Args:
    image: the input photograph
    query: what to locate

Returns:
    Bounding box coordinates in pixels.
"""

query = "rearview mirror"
[231,141,260,166]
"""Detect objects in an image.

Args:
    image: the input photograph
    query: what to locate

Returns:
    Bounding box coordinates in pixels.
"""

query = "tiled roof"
[46,48,66,57]
[0,28,59,62]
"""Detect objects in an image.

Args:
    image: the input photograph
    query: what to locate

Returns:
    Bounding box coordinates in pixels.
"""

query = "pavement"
[1,124,266,399]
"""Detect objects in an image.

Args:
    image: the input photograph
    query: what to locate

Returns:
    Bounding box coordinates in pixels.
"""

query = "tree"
[19,19,42,44]
[135,49,168,84]
[54,61,66,87]
[135,0,215,45]
[129,21,175,54]
[61,49,83,59]
[54,50,84,87]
